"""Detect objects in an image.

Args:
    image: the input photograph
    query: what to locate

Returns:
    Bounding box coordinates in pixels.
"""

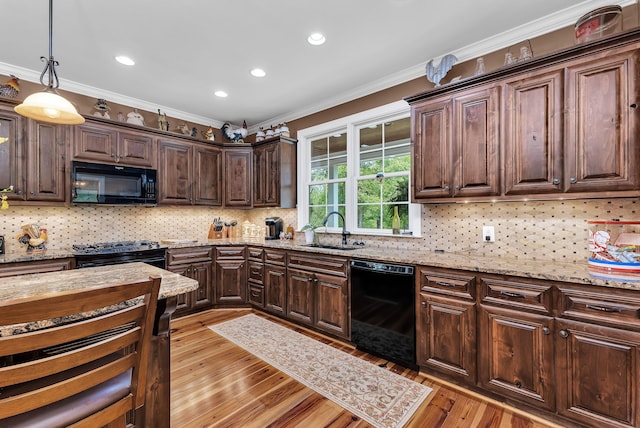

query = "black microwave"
[71,161,158,205]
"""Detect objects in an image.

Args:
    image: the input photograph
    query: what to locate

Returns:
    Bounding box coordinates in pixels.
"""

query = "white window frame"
[297,100,421,238]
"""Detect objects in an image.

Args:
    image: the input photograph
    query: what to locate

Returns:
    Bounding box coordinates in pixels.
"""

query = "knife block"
[207,224,224,239]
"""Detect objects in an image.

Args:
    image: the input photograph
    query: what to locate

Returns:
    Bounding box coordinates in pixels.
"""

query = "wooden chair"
[0,275,161,428]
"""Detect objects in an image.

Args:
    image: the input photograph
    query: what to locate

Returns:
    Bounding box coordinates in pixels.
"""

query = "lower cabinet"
[264,249,287,317]
[214,246,247,305]
[166,247,214,317]
[286,251,349,339]
[0,258,75,277]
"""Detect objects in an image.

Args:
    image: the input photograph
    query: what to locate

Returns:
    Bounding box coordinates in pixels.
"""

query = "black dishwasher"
[350,259,416,370]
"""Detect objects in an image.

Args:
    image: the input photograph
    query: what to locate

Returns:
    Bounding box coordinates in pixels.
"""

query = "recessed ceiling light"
[214,90,228,98]
[250,68,266,78]
[307,32,326,46]
[115,55,135,66]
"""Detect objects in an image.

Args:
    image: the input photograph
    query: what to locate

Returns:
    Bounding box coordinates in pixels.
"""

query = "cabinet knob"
[454,185,460,190]
[15,189,22,195]
[29,191,35,195]
[631,103,637,109]
[559,329,569,339]
[444,186,450,191]
[421,301,426,308]
[569,177,577,184]
[515,381,522,389]
[552,178,560,185]
[542,327,550,335]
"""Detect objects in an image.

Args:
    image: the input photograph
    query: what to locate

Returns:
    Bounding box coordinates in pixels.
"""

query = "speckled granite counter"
[2,239,638,291]
[0,262,198,336]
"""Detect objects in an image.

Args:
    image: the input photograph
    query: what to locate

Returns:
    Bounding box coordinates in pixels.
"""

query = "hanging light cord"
[39,0,60,91]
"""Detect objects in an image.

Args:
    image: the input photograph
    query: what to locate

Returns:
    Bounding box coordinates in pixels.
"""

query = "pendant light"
[14,0,84,124]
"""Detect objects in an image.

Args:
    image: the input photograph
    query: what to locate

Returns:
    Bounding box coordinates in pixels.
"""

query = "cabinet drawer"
[215,246,246,259]
[248,261,264,283]
[265,249,286,266]
[287,251,347,277]
[418,267,475,299]
[248,284,264,307]
[558,284,640,331]
[248,247,264,261]
[167,247,213,265]
[480,276,553,315]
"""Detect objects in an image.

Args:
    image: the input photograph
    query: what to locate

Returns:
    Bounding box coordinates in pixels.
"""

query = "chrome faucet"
[321,211,350,246]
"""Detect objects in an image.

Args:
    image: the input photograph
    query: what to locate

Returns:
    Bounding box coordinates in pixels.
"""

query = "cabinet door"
[252,144,266,206]
[287,267,314,327]
[117,130,155,167]
[264,263,287,316]
[167,264,192,314]
[191,261,214,309]
[0,258,74,278]
[314,271,349,338]
[451,86,500,197]
[215,259,246,305]
[223,148,252,207]
[556,319,640,428]
[412,97,452,199]
[418,293,476,384]
[261,143,281,206]
[565,48,639,193]
[193,145,222,205]
[73,122,118,163]
[158,139,192,204]
[0,106,25,200]
[26,120,67,201]
[504,70,563,195]
[478,305,555,411]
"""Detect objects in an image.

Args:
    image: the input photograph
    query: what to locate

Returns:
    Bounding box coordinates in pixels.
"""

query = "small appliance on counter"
[265,217,283,240]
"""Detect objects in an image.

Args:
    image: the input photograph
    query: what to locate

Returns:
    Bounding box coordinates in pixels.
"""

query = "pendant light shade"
[14,0,84,125]
[16,90,84,124]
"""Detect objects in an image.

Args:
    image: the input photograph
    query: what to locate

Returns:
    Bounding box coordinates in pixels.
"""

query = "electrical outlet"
[482,226,495,243]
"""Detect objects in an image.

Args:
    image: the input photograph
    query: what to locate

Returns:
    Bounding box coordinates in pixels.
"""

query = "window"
[297,101,420,237]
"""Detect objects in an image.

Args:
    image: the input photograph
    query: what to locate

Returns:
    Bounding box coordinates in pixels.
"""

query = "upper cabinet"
[223,145,253,208]
[253,136,297,208]
[0,105,25,201]
[73,121,156,168]
[407,30,640,202]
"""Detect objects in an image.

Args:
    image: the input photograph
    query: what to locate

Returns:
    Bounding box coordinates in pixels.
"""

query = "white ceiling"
[0,0,633,132]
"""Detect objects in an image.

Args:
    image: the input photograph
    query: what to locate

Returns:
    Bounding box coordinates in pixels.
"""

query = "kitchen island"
[0,262,198,428]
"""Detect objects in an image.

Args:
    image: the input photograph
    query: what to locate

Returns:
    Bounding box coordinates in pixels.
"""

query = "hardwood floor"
[170,309,563,428]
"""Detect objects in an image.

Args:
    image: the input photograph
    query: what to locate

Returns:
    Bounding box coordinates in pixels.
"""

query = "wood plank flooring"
[170,309,563,428]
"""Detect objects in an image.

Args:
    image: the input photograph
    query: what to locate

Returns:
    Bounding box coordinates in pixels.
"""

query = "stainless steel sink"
[301,244,358,251]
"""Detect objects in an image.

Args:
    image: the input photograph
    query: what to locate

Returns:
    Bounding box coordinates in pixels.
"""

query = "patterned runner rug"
[209,314,432,428]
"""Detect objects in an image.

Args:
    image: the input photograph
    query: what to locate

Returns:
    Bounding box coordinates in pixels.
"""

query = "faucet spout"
[321,211,350,245]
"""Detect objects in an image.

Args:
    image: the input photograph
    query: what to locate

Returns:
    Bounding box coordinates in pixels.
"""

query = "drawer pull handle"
[585,304,622,313]
[435,281,457,288]
[542,327,550,335]
[500,291,525,299]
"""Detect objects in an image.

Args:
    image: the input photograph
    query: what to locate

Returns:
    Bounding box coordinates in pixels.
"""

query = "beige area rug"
[209,314,432,428]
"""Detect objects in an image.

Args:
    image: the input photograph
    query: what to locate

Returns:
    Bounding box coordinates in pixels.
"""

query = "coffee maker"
[265,217,283,240]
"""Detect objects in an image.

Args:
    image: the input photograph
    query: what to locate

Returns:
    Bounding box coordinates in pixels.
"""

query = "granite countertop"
[2,238,639,291]
[0,263,199,336]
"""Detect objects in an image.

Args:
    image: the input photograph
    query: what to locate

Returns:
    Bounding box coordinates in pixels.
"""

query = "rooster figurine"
[16,224,48,252]
[0,75,20,98]
[221,120,248,143]
[425,54,457,87]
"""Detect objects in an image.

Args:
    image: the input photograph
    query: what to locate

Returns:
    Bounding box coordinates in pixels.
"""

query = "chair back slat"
[0,275,161,426]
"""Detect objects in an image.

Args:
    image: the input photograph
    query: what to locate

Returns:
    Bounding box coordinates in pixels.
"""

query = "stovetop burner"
[72,240,161,255]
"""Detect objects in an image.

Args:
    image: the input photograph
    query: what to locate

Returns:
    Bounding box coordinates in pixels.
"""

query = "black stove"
[73,240,166,269]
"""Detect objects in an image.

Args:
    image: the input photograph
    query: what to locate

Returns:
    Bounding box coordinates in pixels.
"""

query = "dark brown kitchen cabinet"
[157,139,192,204]
[287,252,349,339]
[564,46,639,194]
[193,145,222,205]
[223,146,252,208]
[247,247,264,308]
[166,246,214,317]
[555,284,640,428]
[26,120,68,202]
[412,85,500,200]
[253,137,297,208]
[416,268,477,384]
[73,120,155,167]
[0,258,75,278]
[478,276,555,412]
[503,69,564,195]
[214,246,247,305]
[0,104,25,201]
[264,249,287,317]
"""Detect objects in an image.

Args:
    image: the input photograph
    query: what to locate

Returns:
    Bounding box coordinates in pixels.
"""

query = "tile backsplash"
[0,198,637,263]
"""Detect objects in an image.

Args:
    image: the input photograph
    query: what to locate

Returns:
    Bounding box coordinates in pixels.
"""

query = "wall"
[1,197,637,263]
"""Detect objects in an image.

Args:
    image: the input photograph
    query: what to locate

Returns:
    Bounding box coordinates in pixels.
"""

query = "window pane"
[360,124,382,151]
[384,117,410,145]
[357,204,381,229]
[383,204,409,230]
[384,147,411,173]
[310,138,327,160]
[329,155,347,180]
[323,206,346,228]
[328,134,346,156]
[309,184,326,205]
[382,175,409,203]
[327,182,345,205]
[310,159,328,182]
[357,178,381,203]
[359,149,383,176]
[308,206,326,227]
